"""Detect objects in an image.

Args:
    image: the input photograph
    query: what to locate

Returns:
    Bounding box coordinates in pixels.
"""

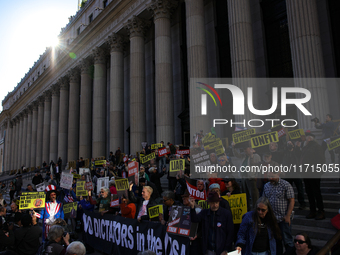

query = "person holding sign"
[88,188,111,215]
[236,197,281,255]
[189,192,234,255]
[33,185,64,241]
[119,196,136,219]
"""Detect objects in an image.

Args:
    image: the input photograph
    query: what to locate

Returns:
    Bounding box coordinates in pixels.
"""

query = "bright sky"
[0,0,78,111]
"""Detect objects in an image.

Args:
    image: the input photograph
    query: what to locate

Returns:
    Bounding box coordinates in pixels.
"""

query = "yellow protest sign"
[288,129,305,140]
[115,178,129,191]
[19,192,45,210]
[232,129,256,144]
[198,200,210,209]
[327,137,340,150]
[251,131,279,148]
[203,138,225,155]
[76,180,88,196]
[64,202,78,218]
[72,173,81,179]
[170,159,185,172]
[95,160,106,166]
[140,152,156,164]
[151,143,163,150]
[148,205,163,219]
[222,193,247,224]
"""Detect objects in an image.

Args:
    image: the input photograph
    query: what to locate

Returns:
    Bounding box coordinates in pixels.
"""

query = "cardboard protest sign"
[151,143,163,150]
[232,129,256,148]
[97,177,109,195]
[76,180,88,196]
[169,159,185,177]
[110,199,120,207]
[158,147,168,157]
[277,127,286,138]
[148,205,164,219]
[221,193,247,224]
[191,150,211,166]
[64,202,77,219]
[19,192,45,210]
[79,168,90,175]
[60,172,73,190]
[95,160,106,166]
[141,141,147,149]
[327,137,340,150]
[166,205,197,238]
[128,161,139,185]
[72,173,81,179]
[115,178,129,199]
[36,183,45,192]
[203,138,225,156]
[123,155,128,163]
[140,152,156,164]
[176,149,190,155]
[250,131,279,149]
[84,175,93,191]
[288,129,305,140]
[185,177,207,200]
[198,200,210,209]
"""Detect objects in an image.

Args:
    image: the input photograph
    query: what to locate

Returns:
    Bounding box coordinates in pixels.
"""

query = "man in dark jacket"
[138,178,160,201]
[190,192,234,255]
[161,190,182,222]
[149,166,166,195]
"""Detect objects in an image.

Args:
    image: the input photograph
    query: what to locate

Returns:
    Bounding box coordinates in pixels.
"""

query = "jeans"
[159,157,167,172]
[252,252,268,255]
[277,221,294,255]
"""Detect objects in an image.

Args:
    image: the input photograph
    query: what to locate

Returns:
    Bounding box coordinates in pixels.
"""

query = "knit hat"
[209,183,220,191]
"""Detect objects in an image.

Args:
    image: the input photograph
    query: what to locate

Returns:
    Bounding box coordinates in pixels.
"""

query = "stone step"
[294,207,339,218]
[291,224,337,241]
[292,214,334,229]
[293,199,340,209]
[309,239,328,249]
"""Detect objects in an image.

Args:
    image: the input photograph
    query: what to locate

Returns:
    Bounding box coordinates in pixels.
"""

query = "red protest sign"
[123,155,128,163]
[277,128,286,138]
[158,147,168,157]
[176,149,190,155]
[110,199,119,207]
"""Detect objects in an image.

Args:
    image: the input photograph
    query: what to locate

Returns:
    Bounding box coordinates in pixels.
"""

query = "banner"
[158,147,168,157]
[232,129,256,144]
[140,153,156,164]
[327,137,340,150]
[83,211,190,254]
[64,202,78,219]
[148,205,163,219]
[169,159,185,177]
[250,131,279,149]
[19,192,45,210]
[60,173,74,190]
[176,149,190,155]
[185,177,207,200]
[151,143,163,150]
[76,180,88,196]
[95,160,106,166]
[97,177,110,195]
[36,183,45,192]
[79,168,90,175]
[166,205,197,238]
[221,193,247,224]
[288,129,305,140]
[128,161,139,186]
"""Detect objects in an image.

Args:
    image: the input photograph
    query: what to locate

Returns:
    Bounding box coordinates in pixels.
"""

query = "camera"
[311,117,319,123]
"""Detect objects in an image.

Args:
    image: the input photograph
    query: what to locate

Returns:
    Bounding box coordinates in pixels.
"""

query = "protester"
[66,241,86,255]
[0,194,7,207]
[9,181,15,202]
[34,185,64,241]
[208,183,231,212]
[109,180,117,195]
[44,225,70,255]
[284,232,319,255]
[263,172,295,254]
[149,166,166,195]
[236,197,282,255]
[222,178,241,196]
[0,217,14,251]
[8,201,20,224]
[139,165,150,181]
[15,174,23,196]
[138,178,160,201]
[115,147,122,165]
[314,114,335,163]
[88,188,111,215]
[119,195,136,219]
[0,206,6,225]
[189,191,234,254]
[174,170,186,203]
[161,191,182,222]
[26,184,36,192]
[208,173,227,194]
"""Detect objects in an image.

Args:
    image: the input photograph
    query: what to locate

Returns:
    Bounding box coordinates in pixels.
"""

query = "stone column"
[50,85,60,163]
[58,78,69,169]
[4,119,11,171]
[286,0,329,130]
[227,0,257,122]
[26,106,33,168]
[31,102,38,169]
[17,114,23,168]
[79,59,93,159]
[22,110,28,168]
[92,47,107,158]
[125,16,150,154]
[42,91,52,163]
[108,33,125,152]
[68,69,80,162]
[149,0,176,144]
[36,96,44,167]
[11,119,17,170]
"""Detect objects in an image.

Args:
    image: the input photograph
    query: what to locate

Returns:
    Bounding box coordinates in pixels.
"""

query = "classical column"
[4,119,11,171]
[286,0,329,130]
[22,110,28,168]
[11,119,17,170]
[31,102,38,169]
[79,58,93,159]
[149,0,176,144]
[108,33,125,152]
[17,114,23,168]
[125,16,150,154]
[50,85,60,163]
[42,91,52,163]
[36,96,44,167]
[92,47,107,158]
[26,106,33,168]
[58,78,69,169]
[68,69,80,162]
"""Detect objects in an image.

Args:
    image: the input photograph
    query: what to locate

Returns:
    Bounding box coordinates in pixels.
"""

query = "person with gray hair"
[66,241,86,255]
[45,225,70,255]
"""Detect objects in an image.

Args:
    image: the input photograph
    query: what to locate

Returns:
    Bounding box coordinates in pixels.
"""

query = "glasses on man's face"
[100,191,105,194]
[257,208,267,213]
[294,239,307,244]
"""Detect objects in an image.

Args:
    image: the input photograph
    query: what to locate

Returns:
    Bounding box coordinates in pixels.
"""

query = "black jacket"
[128,190,157,221]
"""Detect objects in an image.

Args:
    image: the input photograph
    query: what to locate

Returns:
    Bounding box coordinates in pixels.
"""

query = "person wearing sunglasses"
[88,187,111,215]
[236,197,282,255]
[284,232,319,255]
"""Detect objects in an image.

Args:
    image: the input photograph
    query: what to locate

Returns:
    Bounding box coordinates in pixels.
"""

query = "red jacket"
[208,178,227,193]
[120,203,136,219]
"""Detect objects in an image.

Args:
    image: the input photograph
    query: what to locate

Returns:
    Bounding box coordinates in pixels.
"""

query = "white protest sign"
[36,183,45,192]
[97,177,110,195]
[60,172,74,190]
[79,168,90,175]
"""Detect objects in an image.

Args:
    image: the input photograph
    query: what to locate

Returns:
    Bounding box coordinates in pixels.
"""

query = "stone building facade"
[0,0,340,171]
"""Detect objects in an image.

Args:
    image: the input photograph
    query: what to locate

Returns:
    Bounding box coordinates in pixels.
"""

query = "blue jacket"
[190,206,234,254]
[236,211,277,255]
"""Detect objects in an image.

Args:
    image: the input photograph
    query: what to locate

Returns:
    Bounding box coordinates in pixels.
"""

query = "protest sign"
[72,173,81,179]
[169,159,185,177]
[327,137,340,150]
[221,193,247,224]
[185,177,207,200]
[250,131,279,149]
[288,129,305,140]
[148,205,163,219]
[115,178,129,191]
[95,160,106,166]
[158,147,168,157]
[60,172,73,190]
[203,138,224,156]
[140,152,156,164]
[79,168,90,175]
[83,210,190,254]
[110,199,120,207]
[141,141,148,149]
[198,200,210,209]
[64,202,78,219]
[151,143,163,150]
[19,192,45,210]
[36,183,45,192]
[176,149,190,155]
[232,129,256,148]
[97,177,109,195]
[123,155,128,163]
[76,180,88,196]
[166,206,197,238]
[277,127,286,138]
[128,161,139,185]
